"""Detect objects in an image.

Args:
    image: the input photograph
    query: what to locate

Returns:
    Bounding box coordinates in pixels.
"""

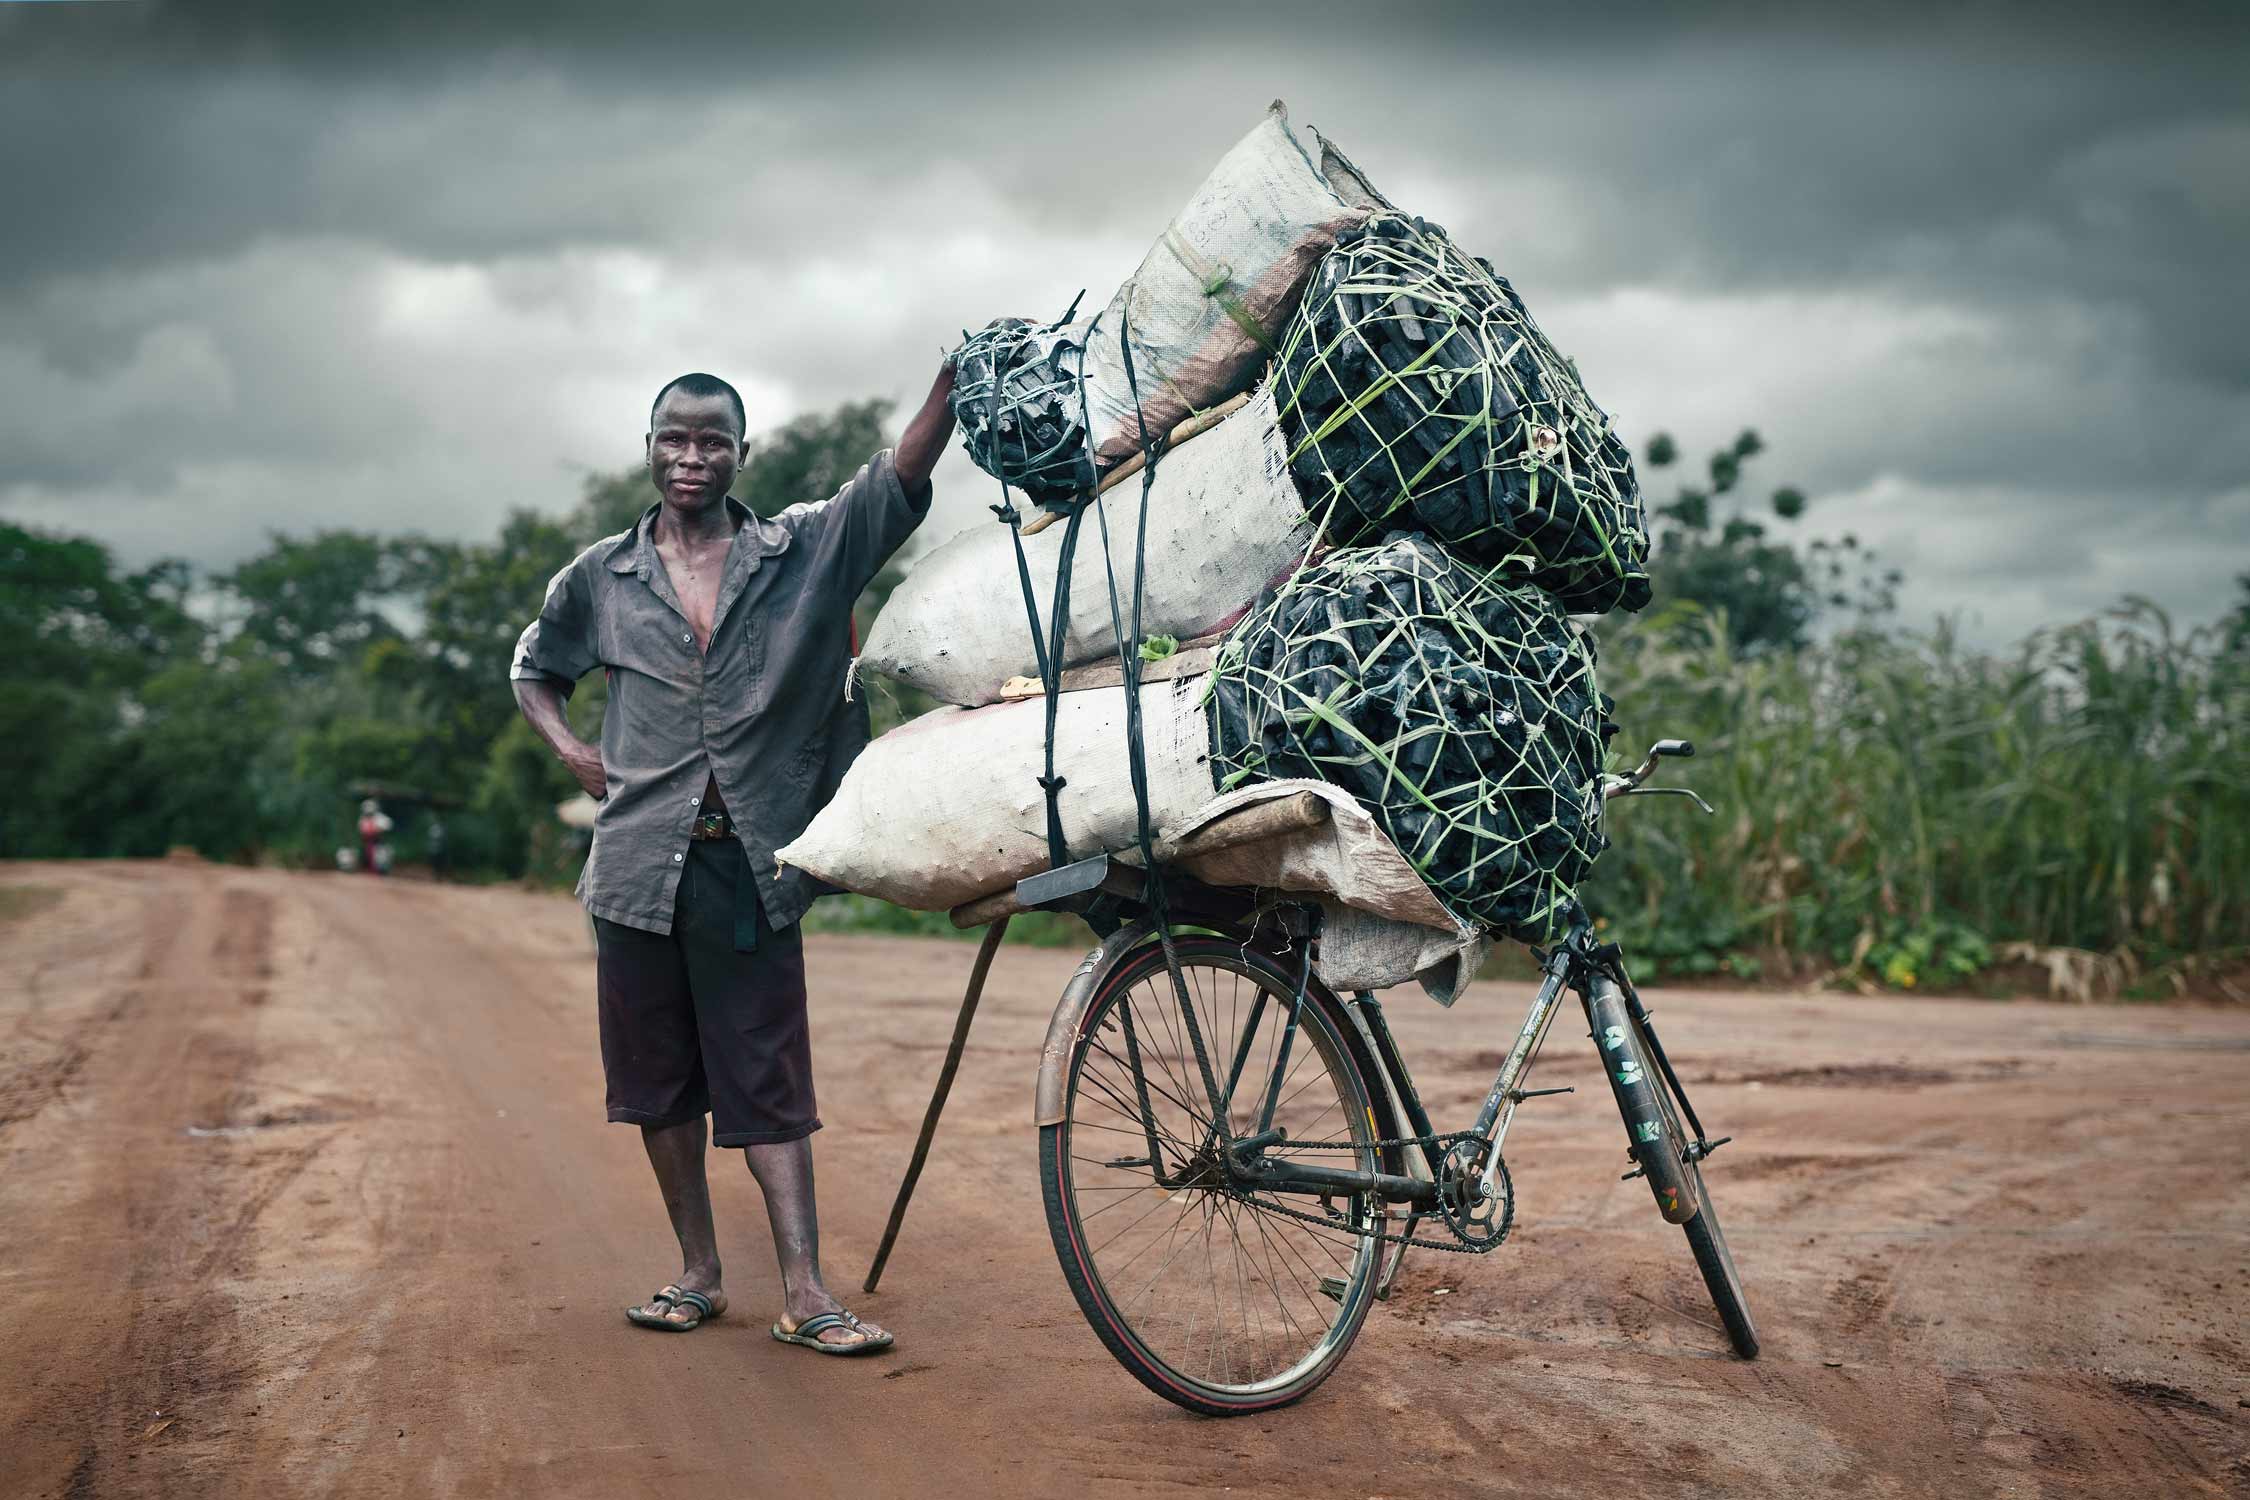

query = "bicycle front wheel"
[1040,936,1384,1415]
[1681,1156,1756,1357]
[1595,996,1759,1358]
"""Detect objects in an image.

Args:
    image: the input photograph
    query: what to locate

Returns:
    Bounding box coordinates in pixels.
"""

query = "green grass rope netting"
[950,318,1094,507]
[1206,533,1617,941]
[1275,213,1652,614]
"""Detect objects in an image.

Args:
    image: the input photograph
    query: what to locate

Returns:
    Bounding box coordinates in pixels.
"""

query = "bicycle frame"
[1153,914,1721,1226]
[1032,738,1723,1217]
[1227,926,1581,1209]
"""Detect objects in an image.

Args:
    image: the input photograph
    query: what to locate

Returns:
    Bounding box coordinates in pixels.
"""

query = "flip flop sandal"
[770,1310,893,1356]
[626,1285,720,1332]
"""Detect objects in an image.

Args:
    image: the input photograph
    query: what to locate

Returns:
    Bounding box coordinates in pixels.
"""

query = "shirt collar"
[602,495,791,575]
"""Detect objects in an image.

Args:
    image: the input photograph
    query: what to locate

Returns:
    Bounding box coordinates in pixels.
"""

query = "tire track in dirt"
[91,880,317,1498]
[211,887,276,1007]
[0,870,350,1498]
[0,885,181,1135]
[0,867,216,1496]
[1939,1368,2249,1496]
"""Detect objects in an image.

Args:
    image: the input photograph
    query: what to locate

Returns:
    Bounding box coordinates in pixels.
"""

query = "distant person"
[356,798,393,876]
[510,362,957,1355]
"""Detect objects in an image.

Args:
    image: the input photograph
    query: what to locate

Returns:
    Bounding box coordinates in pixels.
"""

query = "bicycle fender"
[1584,977,1699,1225]
[1034,923,1154,1127]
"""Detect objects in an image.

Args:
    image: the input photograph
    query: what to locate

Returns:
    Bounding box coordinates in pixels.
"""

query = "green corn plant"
[1580,598,2250,988]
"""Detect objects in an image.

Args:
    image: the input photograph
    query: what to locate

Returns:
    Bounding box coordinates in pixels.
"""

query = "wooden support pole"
[862,915,1011,1294]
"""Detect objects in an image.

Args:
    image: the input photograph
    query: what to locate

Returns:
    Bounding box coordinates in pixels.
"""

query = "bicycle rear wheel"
[1040,937,1384,1415]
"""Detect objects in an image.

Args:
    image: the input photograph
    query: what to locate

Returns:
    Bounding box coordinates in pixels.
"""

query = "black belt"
[683,811,759,953]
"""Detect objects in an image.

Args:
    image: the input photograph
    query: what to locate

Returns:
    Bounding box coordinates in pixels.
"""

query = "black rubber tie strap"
[1035,502,1090,868]
[1101,309,1227,1119]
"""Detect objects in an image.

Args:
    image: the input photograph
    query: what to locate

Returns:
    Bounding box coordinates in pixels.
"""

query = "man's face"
[645,389,747,513]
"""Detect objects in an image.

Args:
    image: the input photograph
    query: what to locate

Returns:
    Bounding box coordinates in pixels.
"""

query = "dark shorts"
[593,838,820,1147]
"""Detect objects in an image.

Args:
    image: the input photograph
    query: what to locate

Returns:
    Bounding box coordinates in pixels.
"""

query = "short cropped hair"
[649,372,746,438]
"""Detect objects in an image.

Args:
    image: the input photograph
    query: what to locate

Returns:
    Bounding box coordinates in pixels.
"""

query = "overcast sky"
[3,1,2244,643]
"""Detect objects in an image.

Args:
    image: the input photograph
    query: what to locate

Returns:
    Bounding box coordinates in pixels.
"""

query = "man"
[357,798,392,876]
[511,360,956,1353]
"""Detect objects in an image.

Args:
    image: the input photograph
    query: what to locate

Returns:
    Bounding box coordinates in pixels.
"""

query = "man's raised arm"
[814,357,958,594]
[892,358,957,499]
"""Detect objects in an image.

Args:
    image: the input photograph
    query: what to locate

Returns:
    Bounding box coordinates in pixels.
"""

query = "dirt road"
[2,860,2246,1498]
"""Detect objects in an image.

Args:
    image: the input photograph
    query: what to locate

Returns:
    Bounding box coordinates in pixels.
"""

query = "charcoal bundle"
[950,318,1095,507]
[1206,534,1616,940]
[947,105,1378,509]
[1276,213,1652,613]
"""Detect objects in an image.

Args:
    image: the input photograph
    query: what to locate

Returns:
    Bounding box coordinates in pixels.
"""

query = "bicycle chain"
[1232,1131,1515,1255]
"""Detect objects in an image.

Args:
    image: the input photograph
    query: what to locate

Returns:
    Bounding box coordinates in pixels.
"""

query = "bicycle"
[1031,738,1756,1415]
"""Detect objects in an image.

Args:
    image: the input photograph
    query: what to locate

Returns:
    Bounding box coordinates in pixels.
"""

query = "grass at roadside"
[1584,600,2248,994]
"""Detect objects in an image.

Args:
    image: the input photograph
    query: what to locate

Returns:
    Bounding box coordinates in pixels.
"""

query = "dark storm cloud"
[0,0,2244,642]
[10,2,2243,297]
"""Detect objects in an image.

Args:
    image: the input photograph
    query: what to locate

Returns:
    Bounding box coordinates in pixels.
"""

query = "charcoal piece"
[950,319,1095,507]
[1206,534,1616,941]
[1274,213,1653,613]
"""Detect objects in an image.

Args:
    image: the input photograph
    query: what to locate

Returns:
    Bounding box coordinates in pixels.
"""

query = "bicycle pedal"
[1103,1156,1154,1169]
[1317,1274,1349,1303]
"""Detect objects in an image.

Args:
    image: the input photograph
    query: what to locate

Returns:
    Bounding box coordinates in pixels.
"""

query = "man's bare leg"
[744,1136,886,1348]
[630,1117,729,1325]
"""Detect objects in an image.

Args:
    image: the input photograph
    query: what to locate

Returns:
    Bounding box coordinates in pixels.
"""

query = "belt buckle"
[694,812,728,840]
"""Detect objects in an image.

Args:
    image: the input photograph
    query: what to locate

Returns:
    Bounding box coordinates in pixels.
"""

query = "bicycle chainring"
[1436,1138,1514,1250]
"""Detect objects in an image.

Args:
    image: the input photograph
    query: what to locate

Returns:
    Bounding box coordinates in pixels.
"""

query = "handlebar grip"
[1654,738,1695,759]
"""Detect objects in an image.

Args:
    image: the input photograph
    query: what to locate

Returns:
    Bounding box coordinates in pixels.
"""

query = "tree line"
[4,404,2243,991]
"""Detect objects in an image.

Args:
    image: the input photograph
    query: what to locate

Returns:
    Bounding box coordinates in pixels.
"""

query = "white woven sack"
[1076,101,1375,474]
[862,386,1315,707]
[775,675,1214,912]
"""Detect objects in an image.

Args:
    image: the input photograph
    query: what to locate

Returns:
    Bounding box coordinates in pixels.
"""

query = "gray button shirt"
[511,450,928,934]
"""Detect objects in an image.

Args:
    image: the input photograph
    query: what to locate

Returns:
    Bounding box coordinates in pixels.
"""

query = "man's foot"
[771,1306,892,1356]
[626,1281,728,1331]
[778,1286,891,1358]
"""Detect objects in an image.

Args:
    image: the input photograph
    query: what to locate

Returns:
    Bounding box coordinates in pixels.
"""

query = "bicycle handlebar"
[1603,738,1695,800]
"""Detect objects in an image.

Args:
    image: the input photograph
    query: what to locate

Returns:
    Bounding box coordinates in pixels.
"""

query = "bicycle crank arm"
[1237,1157,1438,1207]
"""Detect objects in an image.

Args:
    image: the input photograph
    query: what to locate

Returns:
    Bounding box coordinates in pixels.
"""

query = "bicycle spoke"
[1082,1036,1207,1141]
[1062,947,1379,1397]
[1090,1180,1202,1262]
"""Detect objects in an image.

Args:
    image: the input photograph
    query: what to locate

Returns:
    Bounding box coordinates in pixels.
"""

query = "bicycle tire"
[1681,1161,1758,1358]
[1040,936,1384,1416]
